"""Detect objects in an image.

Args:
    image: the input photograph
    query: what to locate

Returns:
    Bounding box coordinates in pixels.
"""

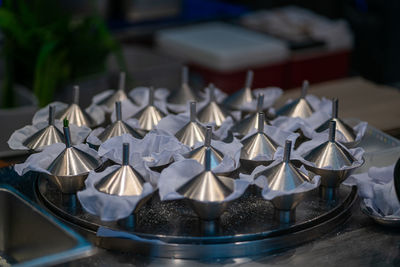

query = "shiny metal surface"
[360,200,400,228]
[97,102,143,142]
[303,121,361,190]
[46,123,102,194]
[316,98,358,148]
[256,141,311,223]
[96,143,146,196]
[57,86,95,127]
[0,185,93,267]
[167,66,202,105]
[23,105,64,151]
[197,84,231,127]
[223,70,255,110]
[184,126,224,170]
[230,94,267,138]
[276,80,314,118]
[175,102,207,147]
[177,147,235,220]
[97,72,129,111]
[132,87,165,131]
[240,113,278,164]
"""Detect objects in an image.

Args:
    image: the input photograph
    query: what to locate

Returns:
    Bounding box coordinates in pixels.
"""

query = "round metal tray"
[35,175,358,259]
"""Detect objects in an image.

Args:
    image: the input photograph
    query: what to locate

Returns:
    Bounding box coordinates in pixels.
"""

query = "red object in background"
[286,49,350,89]
[190,49,350,92]
[189,62,286,94]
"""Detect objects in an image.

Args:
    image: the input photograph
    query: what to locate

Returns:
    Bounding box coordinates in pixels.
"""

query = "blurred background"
[0,0,399,156]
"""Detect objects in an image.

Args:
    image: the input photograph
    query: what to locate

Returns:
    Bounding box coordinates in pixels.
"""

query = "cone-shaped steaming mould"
[167,66,202,105]
[276,80,314,118]
[132,87,166,131]
[95,143,146,196]
[97,101,143,142]
[315,98,357,145]
[197,84,231,127]
[230,93,267,138]
[46,119,102,193]
[57,85,95,127]
[223,70,255,110]
[97,72,129,110]
[175,102,207,147]
[23,105,64,151]
[184,126,224,169]
[177,146,235,220]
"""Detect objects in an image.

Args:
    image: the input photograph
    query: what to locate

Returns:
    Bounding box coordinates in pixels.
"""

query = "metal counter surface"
[1,122,400,266]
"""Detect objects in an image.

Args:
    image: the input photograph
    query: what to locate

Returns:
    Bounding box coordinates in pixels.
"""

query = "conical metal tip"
[300,80,309,98]
[95,142,146,196]
[167,67,201,105]
[132,105,165,131]
[97,120,142,142]
[190,101,197,122]
[23,107,64,151]
[276,82,314,119]
[198,98,231,127]
[119,72,126,91]
[222,70,255,110]
[231,111,266,138]
[257,93,264,112]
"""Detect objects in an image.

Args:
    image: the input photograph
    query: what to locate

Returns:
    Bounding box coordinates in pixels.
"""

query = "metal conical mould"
[97,72,130,111]
[46,121,102,193]
[23,105,64,151]
[302,120,362,196]
[175,102,207,147]
[315,98,358,147]
[167,66,202,105]
[57,86,95,127]
[223,70,255,110]
[97,101,143,142]
[96,143,146,196]
[184,126,224,170]
[276,80,314,118]
[240,113,279,173]
[177,148,235,220]
[197,84,231,127]
[256,140,311,223]
[132,87,166,131]
[230,93,267,138]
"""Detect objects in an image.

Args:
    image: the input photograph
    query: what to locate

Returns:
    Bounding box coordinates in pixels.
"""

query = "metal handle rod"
[116,101,122,121]
[122,143,129,166]
[63,119,72,148]
[205,147,212,171]
[190,101,196,122]
[283,140,292,163]
[73,85,80,105]
[182,66,189,85]
[257,93,264,112]
[149,87,155,106]
[300,80,309,99]
[205,126,212,147]
[332,98,338,119]
[209,83,215,102]
[258,112,265,133]
[119,72,126,91]
[329,120,336,142]
[48,105,55,125]
[245,70,254,89]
